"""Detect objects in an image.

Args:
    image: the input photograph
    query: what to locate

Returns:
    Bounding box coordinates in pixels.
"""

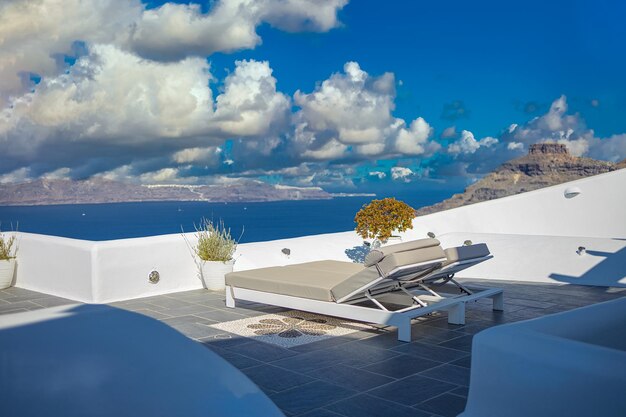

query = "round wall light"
[148,270,160,284]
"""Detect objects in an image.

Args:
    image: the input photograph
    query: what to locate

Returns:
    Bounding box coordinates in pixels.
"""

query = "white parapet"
[9,168,626,302]
[14,232,204,303]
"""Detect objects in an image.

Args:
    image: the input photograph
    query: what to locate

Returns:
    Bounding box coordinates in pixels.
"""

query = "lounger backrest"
[331,238,446,301]
[444,243,490,265]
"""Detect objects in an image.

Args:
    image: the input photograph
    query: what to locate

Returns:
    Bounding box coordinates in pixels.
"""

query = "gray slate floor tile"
[242,364,315,393]
[414,393,467,417]
[362,354,440,379]
[391,342,469,363]
[325,394,431,417]
[307,364,395,391]
[368,375,456,406]
[420,364,470,386]
[202,345,264,370]
[270,381,356,415]
[227,339,299,362]
[438,335,474,353]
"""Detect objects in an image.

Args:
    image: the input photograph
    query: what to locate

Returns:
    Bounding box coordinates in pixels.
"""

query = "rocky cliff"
[417,143,624,215]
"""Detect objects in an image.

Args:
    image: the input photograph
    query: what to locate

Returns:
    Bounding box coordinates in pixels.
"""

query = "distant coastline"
[0,178,372,207]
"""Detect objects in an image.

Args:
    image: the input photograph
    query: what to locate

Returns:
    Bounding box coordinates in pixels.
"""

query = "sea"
[0,190,456,243]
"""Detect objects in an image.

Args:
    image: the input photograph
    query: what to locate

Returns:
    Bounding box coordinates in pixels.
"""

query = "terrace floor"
[1,280,625,417]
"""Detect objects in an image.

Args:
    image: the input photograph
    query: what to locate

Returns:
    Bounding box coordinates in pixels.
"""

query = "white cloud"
[131,0,348,60]
[0,0,142,103]
[507,141,524,151]
[448,130,498,155]
[368,171,386,179]
[391,167,414,182]
[505,95,626,160]
[0,0,348,102]
[302,139,349,160]
[213,60,290,137]
[172,147,220,164]
[0,47,292,178]
[395,117,437,155]
[0,167,31,184]
[291,61,438,161]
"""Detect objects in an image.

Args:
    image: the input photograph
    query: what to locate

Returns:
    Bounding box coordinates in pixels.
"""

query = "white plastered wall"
[10,169,626,302]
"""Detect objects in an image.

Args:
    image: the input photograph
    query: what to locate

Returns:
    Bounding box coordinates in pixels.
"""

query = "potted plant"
[0,227,17,289]
[354,198,416,247]
[192,218,237,291]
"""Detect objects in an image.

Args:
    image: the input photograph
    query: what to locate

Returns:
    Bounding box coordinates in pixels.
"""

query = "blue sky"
[210,0,626,138]
[1,0,625,193]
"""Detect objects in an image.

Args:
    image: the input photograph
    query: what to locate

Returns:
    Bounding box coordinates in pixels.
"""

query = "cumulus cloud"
[0,0,141,103]
[291,62,438,161]
[391,167,414,182]
[213,59,290,137]
[507,141,524,151]
[0,0,347,101]
[503,95,626,161]
[369,171,386,179]
[172,147,221,164]
[448,130,498,155]
[129,0,347,61]
[395,117,438,155]
[0,46,290,179]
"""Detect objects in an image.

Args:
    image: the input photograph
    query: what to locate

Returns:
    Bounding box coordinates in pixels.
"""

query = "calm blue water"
[0,191,454,242]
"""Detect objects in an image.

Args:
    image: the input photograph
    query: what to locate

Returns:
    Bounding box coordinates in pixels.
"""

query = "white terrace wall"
[10,168,626,302]
[15,232,204,303]
[406,169,626,240]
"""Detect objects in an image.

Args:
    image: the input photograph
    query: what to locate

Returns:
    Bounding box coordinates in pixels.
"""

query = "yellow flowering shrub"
[354,198,416,241]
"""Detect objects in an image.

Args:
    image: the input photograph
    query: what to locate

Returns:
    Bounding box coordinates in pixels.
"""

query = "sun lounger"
[225,238,503,342]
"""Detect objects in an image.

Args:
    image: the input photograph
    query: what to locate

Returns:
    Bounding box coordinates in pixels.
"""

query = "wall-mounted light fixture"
[464,240,473,246]
[148,270,160,284]
[564,186,582,199]
[281,248,291,256]
[427,232,436,238]
[576,246,586,256]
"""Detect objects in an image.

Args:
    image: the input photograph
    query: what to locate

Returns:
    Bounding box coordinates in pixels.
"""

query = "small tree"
[354,198,415,242]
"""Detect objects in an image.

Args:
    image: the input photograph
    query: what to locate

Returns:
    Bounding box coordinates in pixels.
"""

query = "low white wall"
[93,234,204,303]
[14,232,205,303]
[437,232,626,287]
[9,169,626,302]
[14,233,95,302]
[407,169,626,239]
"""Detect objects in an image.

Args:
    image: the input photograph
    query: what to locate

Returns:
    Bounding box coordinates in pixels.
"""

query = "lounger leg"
[492,292,504,311]
[397,318,412,342]
[225,286,236,308]
[447,302,465,325]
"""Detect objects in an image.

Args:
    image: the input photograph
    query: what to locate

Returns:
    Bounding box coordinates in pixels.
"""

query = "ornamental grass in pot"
[192,218,237,291]
[0,227,17,289]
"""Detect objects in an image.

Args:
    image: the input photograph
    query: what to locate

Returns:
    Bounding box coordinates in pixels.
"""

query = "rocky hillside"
[417,143,625,215]
[0,178,333,206]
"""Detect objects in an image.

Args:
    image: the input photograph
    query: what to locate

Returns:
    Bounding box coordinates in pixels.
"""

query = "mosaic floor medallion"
[209,310,371,348]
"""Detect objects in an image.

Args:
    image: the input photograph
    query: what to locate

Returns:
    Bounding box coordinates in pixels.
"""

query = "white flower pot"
[200,260,234,291]
[0,259,16,289]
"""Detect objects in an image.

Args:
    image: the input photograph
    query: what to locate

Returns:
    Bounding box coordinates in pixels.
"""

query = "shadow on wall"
[550,241,626,288]
[345,244,370,263]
